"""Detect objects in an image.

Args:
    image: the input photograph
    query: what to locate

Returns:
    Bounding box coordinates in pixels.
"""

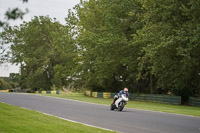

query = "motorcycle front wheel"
[118,102,124,111]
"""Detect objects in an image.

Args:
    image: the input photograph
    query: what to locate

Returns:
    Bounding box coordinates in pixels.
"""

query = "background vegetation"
[0,73,20,90]
[0,0,200,102]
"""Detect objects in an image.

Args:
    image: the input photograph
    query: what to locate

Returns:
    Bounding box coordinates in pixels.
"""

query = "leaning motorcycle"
[110,94,128,111]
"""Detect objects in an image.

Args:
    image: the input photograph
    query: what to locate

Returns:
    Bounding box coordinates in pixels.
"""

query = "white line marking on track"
[3,93,200,118]
[33,93,200,118]
[35,111,117,132]
[0,101,118,132]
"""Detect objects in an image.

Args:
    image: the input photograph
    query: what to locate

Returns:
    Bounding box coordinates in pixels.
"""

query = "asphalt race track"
[0,93,200,133]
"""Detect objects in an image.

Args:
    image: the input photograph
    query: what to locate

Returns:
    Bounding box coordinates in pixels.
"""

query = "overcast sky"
[0,0,80,77]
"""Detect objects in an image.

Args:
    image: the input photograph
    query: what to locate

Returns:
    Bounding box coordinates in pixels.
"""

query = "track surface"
[0,93,200,133]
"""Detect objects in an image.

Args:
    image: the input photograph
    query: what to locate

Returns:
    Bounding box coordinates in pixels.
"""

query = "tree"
[69,0,143,92]
[1,0,199,100]
[0,0,29,66]
[133,0,200,100]
[1,16,76,90]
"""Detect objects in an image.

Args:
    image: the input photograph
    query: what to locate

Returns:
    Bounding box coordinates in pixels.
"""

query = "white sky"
[0,0,80,77]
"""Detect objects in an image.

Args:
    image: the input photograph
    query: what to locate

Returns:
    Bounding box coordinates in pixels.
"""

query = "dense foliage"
[0,0,200,101]
[0,73,19,90]
[0,77,11,90]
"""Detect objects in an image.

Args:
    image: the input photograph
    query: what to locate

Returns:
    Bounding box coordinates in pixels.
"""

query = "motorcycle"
[110,94,128,111]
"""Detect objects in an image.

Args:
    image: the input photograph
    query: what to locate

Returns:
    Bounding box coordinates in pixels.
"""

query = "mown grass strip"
[41,92,200,117]
[0,102,115,133]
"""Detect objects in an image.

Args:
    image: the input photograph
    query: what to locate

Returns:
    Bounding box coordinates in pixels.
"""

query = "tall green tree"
[134,0,200,99]
[69,0,143,92]
[1,16,76,90]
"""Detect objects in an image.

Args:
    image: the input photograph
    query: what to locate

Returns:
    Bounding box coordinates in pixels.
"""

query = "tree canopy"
[1,16,76,90]
[0,0,199,101]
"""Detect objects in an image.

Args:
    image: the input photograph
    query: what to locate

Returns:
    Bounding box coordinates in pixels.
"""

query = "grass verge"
[0,102,115,133]
[41,92,200,117]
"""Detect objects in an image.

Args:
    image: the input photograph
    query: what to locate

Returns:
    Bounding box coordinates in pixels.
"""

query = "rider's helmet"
[124,88,128,93]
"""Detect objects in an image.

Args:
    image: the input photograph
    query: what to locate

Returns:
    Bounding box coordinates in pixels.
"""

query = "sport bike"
[110,94,128,111]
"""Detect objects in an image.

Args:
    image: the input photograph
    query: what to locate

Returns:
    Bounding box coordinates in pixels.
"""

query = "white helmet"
[124,88,128,92]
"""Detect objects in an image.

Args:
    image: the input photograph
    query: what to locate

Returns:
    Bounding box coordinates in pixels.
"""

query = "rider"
[113,88,129,104]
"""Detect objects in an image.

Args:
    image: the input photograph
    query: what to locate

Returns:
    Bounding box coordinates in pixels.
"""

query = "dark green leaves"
[1,0,199,100]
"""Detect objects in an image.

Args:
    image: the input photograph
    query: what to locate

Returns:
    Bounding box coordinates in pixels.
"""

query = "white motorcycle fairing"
[115,94,129,108]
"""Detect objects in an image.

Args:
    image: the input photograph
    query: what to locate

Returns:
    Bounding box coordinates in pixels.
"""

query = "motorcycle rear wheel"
[110,104,115,110]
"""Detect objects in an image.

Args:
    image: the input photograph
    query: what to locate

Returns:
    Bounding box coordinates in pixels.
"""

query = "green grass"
[41,92,200,117]
[0,102,115,133]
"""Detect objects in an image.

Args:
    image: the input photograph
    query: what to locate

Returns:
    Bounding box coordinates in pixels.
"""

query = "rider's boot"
[112,98,116,104]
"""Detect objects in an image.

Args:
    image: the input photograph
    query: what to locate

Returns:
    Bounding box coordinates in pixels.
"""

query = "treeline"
[0,0,200,101]
[0,73,20,90]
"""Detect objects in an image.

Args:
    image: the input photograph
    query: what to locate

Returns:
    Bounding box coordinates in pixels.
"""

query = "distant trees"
[0,0,199,100]
[0,78,11,90]
[0,73,20,90]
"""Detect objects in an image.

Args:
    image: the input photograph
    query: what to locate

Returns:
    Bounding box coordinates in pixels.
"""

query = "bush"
[0,78,11,90]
